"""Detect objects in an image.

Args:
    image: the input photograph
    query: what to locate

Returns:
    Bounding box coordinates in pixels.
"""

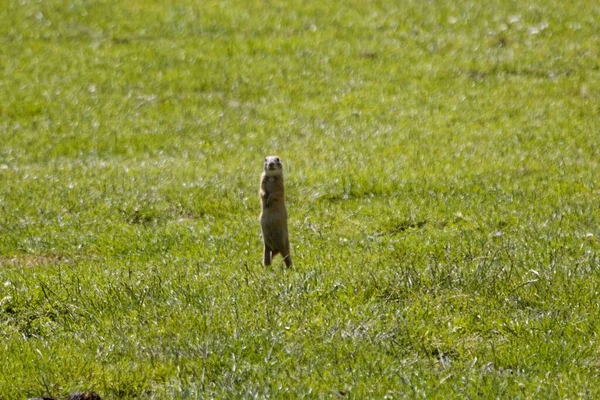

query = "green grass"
[1,0,599,398]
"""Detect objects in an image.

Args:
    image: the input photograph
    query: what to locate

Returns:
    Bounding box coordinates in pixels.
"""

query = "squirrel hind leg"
[283,239,292,267]
[283,254,292,268]
[263,245,273,266]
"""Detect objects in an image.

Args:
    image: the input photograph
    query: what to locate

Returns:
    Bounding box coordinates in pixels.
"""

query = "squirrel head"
[263,156,284,176]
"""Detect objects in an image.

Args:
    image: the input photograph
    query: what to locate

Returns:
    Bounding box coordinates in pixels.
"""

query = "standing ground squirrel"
[259,156,292,267]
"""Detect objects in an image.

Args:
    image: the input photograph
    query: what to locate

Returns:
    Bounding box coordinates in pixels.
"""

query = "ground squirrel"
[259,156,292,267]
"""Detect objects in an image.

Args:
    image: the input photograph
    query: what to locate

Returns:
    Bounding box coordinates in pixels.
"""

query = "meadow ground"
[0,0,599,398]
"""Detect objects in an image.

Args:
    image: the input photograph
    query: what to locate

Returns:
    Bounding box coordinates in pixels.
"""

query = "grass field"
[1,0,599,398]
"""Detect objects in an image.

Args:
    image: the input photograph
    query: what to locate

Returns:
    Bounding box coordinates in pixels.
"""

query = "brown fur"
[259,156,292,267]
